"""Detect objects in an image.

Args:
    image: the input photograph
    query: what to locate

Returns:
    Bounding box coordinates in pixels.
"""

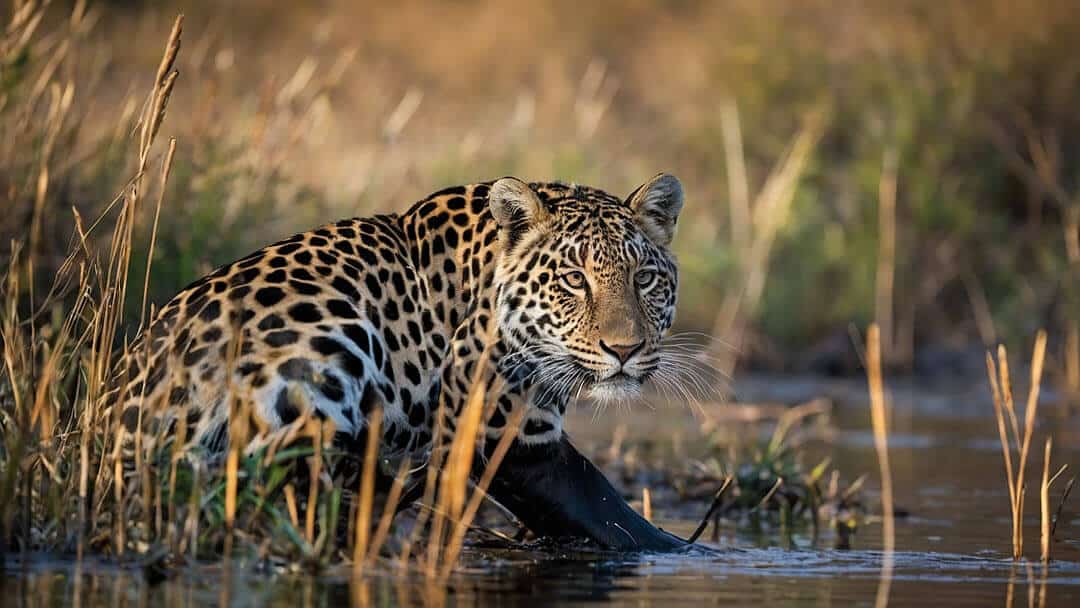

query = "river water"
[6,374,1080,606]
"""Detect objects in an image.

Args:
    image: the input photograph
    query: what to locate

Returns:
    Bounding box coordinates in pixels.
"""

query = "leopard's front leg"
[483,433,688,552]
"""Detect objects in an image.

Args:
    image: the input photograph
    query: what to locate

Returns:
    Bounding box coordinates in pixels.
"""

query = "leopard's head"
[489,174,683,405]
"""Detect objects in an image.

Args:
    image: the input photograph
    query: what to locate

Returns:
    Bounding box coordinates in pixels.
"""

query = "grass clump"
[682,400,866,546]
[0,8,520,582]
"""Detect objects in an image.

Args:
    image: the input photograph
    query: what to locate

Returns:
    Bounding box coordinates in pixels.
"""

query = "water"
[5,375,1080,606]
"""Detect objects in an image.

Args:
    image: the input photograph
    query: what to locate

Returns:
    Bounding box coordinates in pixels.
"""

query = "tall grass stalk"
[712,106,825,376]
[875,150,898,363]
[987,330,1048,559]
[865,324,894,608]
[1039,440,1069,564]
[352,407,383,571]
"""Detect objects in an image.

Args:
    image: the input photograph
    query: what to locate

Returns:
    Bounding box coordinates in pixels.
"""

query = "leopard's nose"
[599,339,645,364]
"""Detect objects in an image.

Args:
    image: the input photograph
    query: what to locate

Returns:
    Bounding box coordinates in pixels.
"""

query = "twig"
[688,476,733,543]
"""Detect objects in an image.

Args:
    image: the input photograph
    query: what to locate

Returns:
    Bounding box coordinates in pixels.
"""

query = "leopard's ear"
[489,177,548,249]
[626,173,684,246]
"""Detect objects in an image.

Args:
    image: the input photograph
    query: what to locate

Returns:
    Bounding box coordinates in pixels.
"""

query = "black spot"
[277,242,303,255]
[284,268,311,282]
[229,309,257,327]
[419,242,431,268]
[288,302,322,323]
[391,272,407,296]
[341,324,371,354]
[364,274,383,299]
[334,240,355,255]
[255,287,286,306]
[183,347,208,366]
[403,361,422,385]
[427,212,449,231]
[168,386,188,405]
[338,227,356,239]
[327,299,358,319]
[488,406,506,428]
[229,285,251,300]
[265,269,287,283]
[384,300,399,321]
[383,328,399,351]
[371,338,385,368]
[408,401,426,426]
[122,406,142,433]
[319,373,345,401]
[358,247,377,265]
[268,256,288,268]
[275,389,300,424]
[331,276,360,300]
[202,327,223,343]
[258,314,285,331]
[358,383,377,414]
[278,358,313,380]
[294,250,313,265]
[197,301,221,322]
[309,236,328,247]
[265,330,300,347]
[237,361,263,376]
[317,250,337,266]
[231,267,261,285]
[289,281,322,296]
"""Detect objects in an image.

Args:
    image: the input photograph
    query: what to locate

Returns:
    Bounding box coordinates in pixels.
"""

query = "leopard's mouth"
[587,372,643,404]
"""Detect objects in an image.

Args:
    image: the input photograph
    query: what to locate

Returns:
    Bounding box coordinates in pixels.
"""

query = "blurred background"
[4,0,1079,385]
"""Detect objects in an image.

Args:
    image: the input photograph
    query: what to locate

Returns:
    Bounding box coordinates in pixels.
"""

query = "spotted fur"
[105,173,684,508]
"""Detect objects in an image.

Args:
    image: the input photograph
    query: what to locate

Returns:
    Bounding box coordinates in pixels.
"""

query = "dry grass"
[0,6,531,578]
[984,330,1071,561]
[865,324,894,608]
[710,105,826,376]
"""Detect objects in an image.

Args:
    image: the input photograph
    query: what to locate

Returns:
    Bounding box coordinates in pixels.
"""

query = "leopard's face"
[489,175,684,405]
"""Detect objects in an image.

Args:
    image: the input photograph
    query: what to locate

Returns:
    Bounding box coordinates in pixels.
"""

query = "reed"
[352,407,383,571]
[711,103,826,376]
[865,324,894,608]
[1039,438,1069,564]
[986,330,1048,559]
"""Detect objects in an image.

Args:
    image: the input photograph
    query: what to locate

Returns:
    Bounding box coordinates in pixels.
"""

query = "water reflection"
[8,546,1080,607]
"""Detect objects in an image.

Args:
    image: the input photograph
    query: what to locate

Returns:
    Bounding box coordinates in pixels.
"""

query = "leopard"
[105,173,690,551]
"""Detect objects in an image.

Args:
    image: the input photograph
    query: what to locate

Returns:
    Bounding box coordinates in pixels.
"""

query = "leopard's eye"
[635,269,657,289]
[561,270,587,290]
